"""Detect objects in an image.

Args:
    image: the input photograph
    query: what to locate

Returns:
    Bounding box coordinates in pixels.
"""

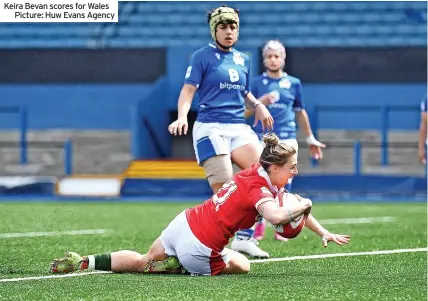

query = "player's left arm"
[294,194,351,248]
[418,97,427,164]
[304,214,350,247]
[293,80,326,159]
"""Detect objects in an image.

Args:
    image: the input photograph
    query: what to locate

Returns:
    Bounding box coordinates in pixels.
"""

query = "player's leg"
[51,212,189,274]
[193,122,233,194]
[50,238,180,274]
[220,248,251,275]
[229,125,269,258]
[203,155,233,193]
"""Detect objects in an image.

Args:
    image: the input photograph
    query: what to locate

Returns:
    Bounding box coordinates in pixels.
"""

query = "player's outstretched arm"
[305,214,351,248]
[168,84,197,136]
[257,199,312,226]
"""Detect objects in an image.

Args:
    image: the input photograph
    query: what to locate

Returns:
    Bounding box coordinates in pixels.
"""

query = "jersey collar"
[257,165,282,194]
[262,72,288,80]
[208,42,234,53]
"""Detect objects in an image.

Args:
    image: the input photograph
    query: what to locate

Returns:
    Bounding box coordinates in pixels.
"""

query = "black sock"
[94,253,111,271]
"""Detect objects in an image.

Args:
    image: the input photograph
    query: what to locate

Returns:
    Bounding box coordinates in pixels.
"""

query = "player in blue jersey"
[418,95,427,164]
[246,40,326,241]
[168,5,274,258]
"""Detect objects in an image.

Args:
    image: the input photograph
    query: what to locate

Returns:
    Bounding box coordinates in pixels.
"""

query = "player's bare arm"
[304,214,351,248]
[418,111,427,164]
[168,84,197,136]
[256,198,312,226]
[244,93,275,119]
[295,109,326,159]
[245,92,274,131]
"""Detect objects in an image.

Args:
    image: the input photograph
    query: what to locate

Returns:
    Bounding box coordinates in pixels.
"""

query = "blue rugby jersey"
[184,43,251,124]
[251,72,304,140]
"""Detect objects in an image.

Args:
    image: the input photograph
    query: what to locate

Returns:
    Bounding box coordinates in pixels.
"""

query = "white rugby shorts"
[159,210,231,276]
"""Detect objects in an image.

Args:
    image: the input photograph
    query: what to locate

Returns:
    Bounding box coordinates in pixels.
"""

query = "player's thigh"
[220,248,250,275]
[147,238,169,261]
[168,215,228,276]
[202,155,233,190]
[281,139,299,158]
[192,121,231,166]
[158,211,191,259]
[230,125,261,169]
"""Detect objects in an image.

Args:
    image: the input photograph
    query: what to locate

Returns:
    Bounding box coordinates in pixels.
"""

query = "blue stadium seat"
[0,1,426,48]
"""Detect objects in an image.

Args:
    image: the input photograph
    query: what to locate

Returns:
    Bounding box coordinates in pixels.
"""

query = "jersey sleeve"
[293,79,305,111]
[250,185,275,209]
[184,50,205,88]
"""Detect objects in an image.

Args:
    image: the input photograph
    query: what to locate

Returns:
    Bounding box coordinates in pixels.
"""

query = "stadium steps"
[0,130,423,177]
[294,130,424,176]
[124,160,205,179]
[0,130,131,176]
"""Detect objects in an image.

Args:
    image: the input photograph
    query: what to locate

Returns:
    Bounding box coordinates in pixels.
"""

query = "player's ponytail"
[260,133,296,171]
[262,133,279,147]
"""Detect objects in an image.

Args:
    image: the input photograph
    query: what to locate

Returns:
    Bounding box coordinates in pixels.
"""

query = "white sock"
[88,255,95,270]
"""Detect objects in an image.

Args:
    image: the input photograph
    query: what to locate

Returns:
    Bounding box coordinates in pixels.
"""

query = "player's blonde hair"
[260,133,296,170]
[207,5,240,41]
[262,40,286,68]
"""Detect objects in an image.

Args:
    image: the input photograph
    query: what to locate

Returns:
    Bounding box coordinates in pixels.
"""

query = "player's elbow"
[182,83,197,94]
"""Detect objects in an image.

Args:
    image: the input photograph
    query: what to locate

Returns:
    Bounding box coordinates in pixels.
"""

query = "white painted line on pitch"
[0,229,111,239]
[0,271,112,282]
[0,247,426,283]
[249,247,427,263]
[317,216,395,225]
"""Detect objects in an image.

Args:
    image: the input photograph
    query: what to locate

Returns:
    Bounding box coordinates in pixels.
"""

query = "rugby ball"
[272,191,308,239]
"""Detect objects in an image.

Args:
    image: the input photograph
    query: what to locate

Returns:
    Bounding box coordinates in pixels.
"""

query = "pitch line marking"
[0,229,111,239]
[1,247,426,283]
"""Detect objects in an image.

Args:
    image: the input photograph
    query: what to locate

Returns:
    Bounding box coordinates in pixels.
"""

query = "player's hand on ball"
[168,117,188,136]
[294,194,312,215]
[254,104,274,131]
[321,231,351,248]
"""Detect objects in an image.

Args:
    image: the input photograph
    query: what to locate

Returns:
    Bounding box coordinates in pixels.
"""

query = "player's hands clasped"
[321,231,351,248]
[253,104,274,132]
[259,93,276,106]
[168,116,188,136]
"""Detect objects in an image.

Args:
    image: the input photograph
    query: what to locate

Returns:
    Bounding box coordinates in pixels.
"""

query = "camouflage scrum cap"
[208,5,240,41]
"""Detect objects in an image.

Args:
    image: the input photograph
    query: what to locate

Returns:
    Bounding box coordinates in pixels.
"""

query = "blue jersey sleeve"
[421,95,427,113]
[184,50,205,88]
[293,80,305,111]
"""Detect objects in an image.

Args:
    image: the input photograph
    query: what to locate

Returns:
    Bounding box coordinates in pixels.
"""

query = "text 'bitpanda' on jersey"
[219,82,245,91]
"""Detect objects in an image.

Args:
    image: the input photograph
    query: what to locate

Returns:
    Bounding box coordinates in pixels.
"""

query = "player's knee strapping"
[203,155,233,185]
